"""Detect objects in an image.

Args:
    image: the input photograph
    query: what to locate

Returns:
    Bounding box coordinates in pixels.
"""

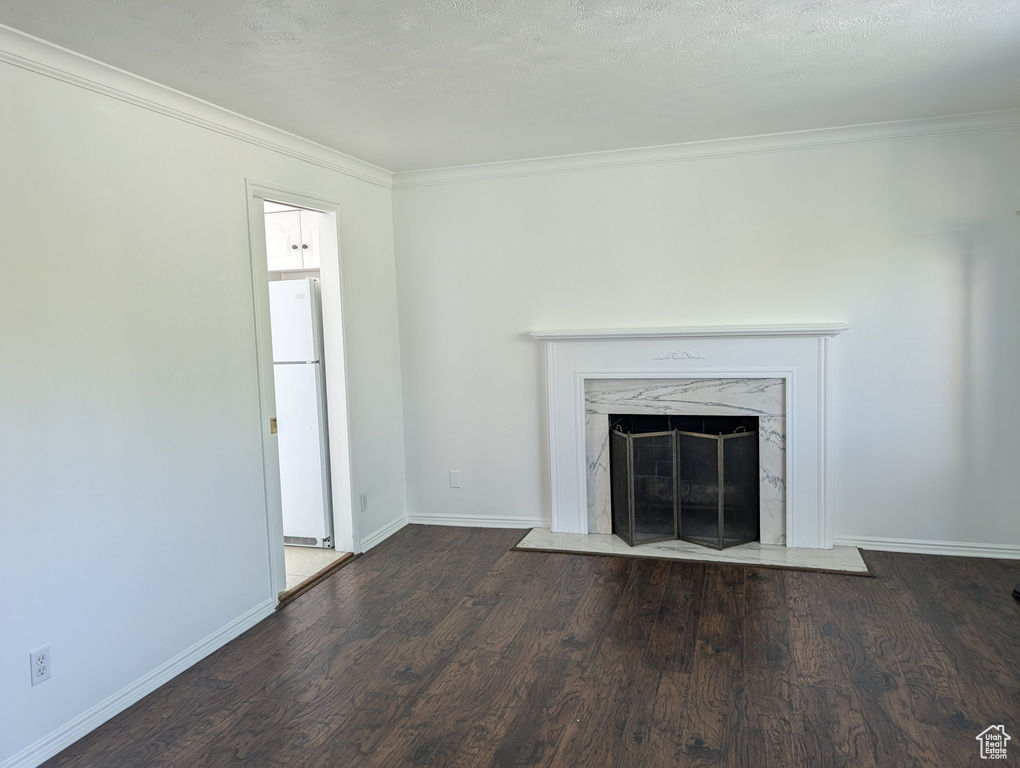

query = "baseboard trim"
[407,514,548,529]
[1,598,275,768]
[834,535,1020,560]
[358,516,410,552]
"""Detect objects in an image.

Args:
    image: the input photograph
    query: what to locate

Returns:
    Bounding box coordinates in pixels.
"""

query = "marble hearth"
[515,528,870,574]
[531,324,848,550]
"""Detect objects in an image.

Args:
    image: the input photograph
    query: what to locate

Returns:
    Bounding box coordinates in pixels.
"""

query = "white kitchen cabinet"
[265,209,321,271]
[298,210,320,269]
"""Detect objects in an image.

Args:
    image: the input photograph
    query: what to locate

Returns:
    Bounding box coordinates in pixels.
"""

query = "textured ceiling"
[2,1,1019,171]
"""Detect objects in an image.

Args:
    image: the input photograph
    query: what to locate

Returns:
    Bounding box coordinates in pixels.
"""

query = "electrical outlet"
[30,646,50,686]
[449,470,461,488]
[360,492,368,512]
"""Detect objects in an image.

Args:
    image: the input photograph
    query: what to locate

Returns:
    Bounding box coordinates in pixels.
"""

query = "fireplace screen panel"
[721,431,759,546]
[630,431,678,544]
[677,431,721,548]
[610,429,632,544]
[610,430,678,545]
[610,417,759,550]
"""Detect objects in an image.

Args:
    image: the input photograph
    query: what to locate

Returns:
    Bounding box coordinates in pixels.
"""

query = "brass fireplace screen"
[609,416,759,549]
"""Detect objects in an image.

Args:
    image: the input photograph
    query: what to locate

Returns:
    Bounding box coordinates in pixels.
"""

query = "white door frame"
[244,179,357,600]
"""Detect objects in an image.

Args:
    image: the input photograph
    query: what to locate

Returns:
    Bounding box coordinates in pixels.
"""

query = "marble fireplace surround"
[531,324,848,550]
[585,377,786,544]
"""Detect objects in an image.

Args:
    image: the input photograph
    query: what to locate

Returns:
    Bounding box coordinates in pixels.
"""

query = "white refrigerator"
[268,278,333,548]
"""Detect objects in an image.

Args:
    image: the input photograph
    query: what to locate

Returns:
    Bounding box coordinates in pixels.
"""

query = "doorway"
[245,181,357,601]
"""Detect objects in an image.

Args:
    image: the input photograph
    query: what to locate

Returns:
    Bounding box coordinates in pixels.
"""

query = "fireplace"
[530,324,848,550]
[589,380,784,544]
[609,415,760,549]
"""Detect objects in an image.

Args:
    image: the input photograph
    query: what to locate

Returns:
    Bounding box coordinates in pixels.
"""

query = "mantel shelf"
[529,323,848,341]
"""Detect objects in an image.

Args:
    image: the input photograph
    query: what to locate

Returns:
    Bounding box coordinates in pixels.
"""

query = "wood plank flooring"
[43,525,1020,767]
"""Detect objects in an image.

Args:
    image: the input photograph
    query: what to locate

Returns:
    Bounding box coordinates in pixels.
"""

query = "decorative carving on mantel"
[652,348,706,361]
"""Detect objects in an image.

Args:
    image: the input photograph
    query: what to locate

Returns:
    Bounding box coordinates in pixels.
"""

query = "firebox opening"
[608,414,760,550]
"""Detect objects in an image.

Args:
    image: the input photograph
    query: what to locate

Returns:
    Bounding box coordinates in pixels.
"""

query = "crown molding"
[0,24,393,189]
[6,21,1017,194]
[393,109,1020,189]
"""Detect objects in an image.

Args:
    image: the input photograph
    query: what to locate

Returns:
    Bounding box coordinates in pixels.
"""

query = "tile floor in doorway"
[284,546,350,590]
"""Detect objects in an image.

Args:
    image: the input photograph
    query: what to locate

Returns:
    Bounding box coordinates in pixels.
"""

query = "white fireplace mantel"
[531,323,848,549]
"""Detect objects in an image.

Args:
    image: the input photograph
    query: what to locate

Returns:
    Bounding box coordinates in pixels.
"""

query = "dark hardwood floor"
[44,525,1020,767]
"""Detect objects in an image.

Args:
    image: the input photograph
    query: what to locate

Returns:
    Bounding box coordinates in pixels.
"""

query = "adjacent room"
[2,2,1018,766]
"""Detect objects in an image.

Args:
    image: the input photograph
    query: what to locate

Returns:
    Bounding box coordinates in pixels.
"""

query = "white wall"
[0,36,406,766]
[392,126,1020,550]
